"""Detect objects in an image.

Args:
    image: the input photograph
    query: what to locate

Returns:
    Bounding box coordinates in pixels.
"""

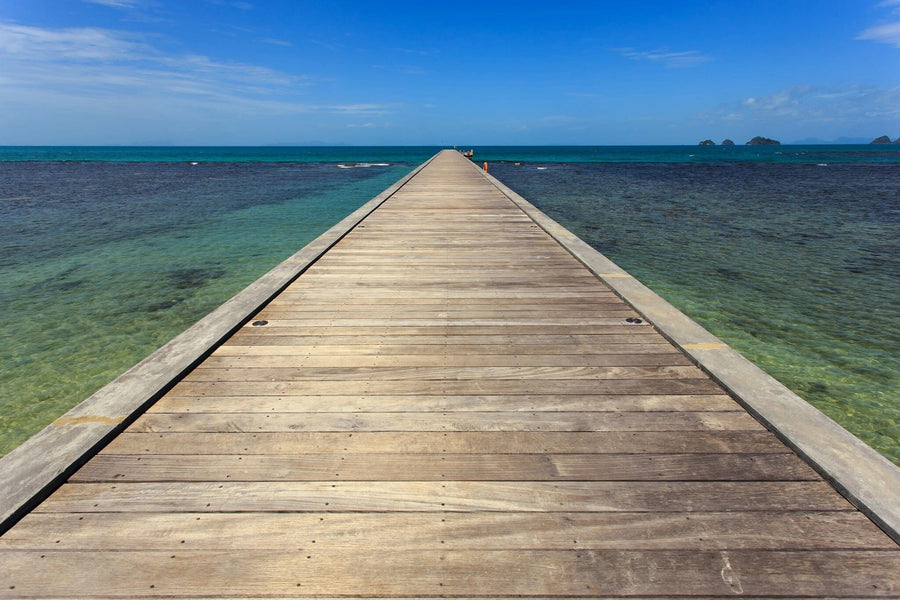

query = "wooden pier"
[2,149,899,597]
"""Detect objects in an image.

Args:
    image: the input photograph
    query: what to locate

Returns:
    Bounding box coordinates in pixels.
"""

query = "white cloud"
[326,104,388,115]
[0,22,392,144]
[616,47,712,68]
[858,0,900,46]
[0,24,148,61]
[857,21,900,46]
[262,38,292,47]
[81,0,141,8]
[699,84,900,127]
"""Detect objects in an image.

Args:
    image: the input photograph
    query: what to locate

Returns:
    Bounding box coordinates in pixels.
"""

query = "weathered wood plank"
[5,511,890,551]
[149,393,738,413]
[214,342,681,355]
[227,333,663,346]
[183,365,706,382]
[34,481,852,513]
[168,378,725,396]
[232,324,658,335]
[70,452,817,482]
[199,353,693,368]
[102,430,788,455]
[5,549,898,597]
[129,411,764,433]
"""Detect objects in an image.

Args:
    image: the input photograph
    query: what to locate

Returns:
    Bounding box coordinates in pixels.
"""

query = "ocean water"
[1,146,898,466]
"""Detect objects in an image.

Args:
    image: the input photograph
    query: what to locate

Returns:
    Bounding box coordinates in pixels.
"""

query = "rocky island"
[870,135,900,144]
[746,136,780,145]
[696,139,737,146]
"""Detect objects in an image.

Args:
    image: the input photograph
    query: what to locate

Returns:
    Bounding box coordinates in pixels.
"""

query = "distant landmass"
[697,137,773,146]
[696,136,900,145]
[870,135,900,144]
[746,136,780,145]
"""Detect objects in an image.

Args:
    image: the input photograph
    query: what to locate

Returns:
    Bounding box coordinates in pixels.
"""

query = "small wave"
[536,166,548,170]
[337,162,391,169]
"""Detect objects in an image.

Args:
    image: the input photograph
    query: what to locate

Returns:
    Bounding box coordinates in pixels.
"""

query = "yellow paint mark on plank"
[52,416,124,427]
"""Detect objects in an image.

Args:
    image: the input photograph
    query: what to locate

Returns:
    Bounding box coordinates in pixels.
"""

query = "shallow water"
[0,160,417,455]
[0,146,898,466]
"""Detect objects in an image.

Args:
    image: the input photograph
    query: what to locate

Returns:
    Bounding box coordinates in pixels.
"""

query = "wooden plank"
[102,430,789,455]
[70,452,817,482]
[5,549,898,597]
[198,353,694,368]
[258,309,641,319]
[168,378,725,396]
[183,365,706,382]
[5,511,891,551]
[226,333,664,346]
[34,481,852,513]
[128,411,764,433]
[213,342,681,355]
[229,324,661,335]
[149,393,739,413]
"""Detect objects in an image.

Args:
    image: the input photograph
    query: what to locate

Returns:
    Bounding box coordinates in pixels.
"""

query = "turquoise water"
[1,146,898,466]
[0,158,421,455]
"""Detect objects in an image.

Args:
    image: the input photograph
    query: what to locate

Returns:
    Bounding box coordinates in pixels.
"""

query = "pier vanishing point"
[1,150,899,597]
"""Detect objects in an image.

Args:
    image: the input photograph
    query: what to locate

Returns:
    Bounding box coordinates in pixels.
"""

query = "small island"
[698,139,715,146]
[870,135,900,144]
[722,139,735,146]
[747,136,780,145]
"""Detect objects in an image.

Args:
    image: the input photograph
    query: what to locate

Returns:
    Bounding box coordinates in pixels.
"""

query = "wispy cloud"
[392,47,433,57]
[262,38,292,47]
[857,21,900,46]
[81,0,142,8]
[0,23,149,61]
[699,84,900,125]
[0,22,388,125]
[326,104,388,115]
[858,1,900,46]
[616,47,712,68]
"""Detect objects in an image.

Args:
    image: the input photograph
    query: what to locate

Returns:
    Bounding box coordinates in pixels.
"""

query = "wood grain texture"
[3,549,899,597]
[2,149,896,599]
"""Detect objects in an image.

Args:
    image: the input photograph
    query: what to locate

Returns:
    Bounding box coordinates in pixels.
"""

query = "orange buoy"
[483,161,488,172]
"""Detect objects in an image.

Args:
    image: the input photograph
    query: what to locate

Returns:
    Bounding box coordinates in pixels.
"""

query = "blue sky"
[1,0,898,145]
